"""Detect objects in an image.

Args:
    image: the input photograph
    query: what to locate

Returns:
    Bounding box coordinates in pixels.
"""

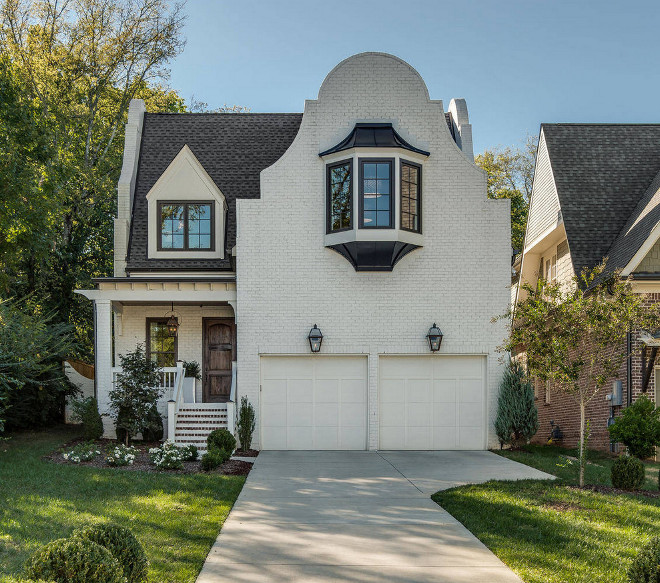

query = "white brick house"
[78,52,511,451]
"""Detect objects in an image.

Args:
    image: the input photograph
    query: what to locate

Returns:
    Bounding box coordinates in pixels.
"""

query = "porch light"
[165,302,179,337]
[308,324,323,353]
[427,323,443,352]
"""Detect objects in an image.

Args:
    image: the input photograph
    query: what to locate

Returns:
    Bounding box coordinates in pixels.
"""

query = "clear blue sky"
[169,0,660,154]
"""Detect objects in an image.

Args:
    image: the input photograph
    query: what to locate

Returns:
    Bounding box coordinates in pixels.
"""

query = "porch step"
[174,404,229,453]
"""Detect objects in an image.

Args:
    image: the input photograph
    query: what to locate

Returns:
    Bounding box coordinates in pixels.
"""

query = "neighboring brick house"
[77,52,511,451]
[512,124,660,451]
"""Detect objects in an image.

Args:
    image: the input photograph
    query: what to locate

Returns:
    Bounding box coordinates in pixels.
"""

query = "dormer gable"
[146,145,227,260]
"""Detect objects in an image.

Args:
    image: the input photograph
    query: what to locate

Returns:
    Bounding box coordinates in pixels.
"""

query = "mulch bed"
[234,449,259,457]
[571,484,660,499]
[45,438,253,476]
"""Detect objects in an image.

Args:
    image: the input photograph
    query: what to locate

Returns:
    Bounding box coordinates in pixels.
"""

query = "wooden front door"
[203,318,236,403]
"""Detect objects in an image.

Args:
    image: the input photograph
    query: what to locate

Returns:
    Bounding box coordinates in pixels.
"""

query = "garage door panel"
[341,379,367,402]
[314,403,339,426]
[261,356,367,450]
[380,379,405,403]
[407,380,431,402]
[379,356,486,450]
[288,402,313,425]
[433,379,457,402]
[314,380,339,402]
[262,402,287,426]
[380,402,402,426]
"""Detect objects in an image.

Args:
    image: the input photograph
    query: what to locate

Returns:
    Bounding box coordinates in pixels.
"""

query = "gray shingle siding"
[542,124,660,276]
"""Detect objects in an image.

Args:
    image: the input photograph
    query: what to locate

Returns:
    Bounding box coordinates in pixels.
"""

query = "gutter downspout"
[627,331,633,406]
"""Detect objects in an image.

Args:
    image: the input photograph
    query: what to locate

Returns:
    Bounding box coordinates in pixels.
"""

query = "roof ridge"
[542,122,660,127]
[145,112,303,116]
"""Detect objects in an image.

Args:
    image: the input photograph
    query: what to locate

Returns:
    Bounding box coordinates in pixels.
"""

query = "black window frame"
[358,158,395,229]
[326,159,353,234]
[157,201,215,251]
[146,318,178,367]
[400,159,422,234]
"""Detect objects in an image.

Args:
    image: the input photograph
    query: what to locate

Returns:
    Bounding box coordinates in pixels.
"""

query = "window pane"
[160,204,185,248]
[376,194,390,211]
[199,220,211,235]
[364,195,376,211]
[172,234,184,249]
[363,179,376,194]
[187,204,212,249]
[401,163,420,232]
[376,179,390,194]
[363,210,376,225]
[376,211,390,226]
[363,163,377,179]
[377,163,390,179]
[329,163,351,231]
[199,234,211,248]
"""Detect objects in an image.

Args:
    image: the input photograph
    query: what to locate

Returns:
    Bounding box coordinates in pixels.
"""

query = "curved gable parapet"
[318,52,431,104]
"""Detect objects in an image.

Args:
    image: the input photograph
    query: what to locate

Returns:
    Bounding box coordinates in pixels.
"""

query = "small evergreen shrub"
[25,537,123,583]
[105,444,137,467]
[70,397,104,441]
[62,442,101,463]
[201,448,230,471]
[237,396,256,451]
[611,455,645,490]
[74,523,148,583]
[628,536,660,583]
[608,395,660,459]
[495,361,539,448]
[141,404,164,441]
[207,428,236,454]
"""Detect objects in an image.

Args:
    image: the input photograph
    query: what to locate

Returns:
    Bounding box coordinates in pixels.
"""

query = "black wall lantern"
[427,323,443,352]
[308,324,323,353]
[164,302,179,337]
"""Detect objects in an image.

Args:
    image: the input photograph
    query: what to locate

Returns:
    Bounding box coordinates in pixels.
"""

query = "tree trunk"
[579,400,586,487]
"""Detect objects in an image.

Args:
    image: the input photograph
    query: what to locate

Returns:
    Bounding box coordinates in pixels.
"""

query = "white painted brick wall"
[235,53,510,449]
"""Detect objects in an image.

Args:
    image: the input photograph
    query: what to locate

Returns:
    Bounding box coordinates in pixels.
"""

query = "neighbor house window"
[159,202,213,250]
[360,159,393,228]
[147,319,178,367]
[400,161,421,232]
[545,254,557,283]
[327,160,353,233]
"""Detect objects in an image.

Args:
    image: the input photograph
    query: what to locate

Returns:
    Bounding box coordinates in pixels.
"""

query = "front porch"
[76,277,238,446]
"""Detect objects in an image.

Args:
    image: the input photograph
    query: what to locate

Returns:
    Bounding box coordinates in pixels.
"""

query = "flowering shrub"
[106,444,137,467]
[149,442,198,470]
[62,442,101,463]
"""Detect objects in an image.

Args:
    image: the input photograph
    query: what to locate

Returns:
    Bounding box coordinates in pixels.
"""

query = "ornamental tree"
[110,345,163,445]
[501,262,660,487]
[495,361,539,448]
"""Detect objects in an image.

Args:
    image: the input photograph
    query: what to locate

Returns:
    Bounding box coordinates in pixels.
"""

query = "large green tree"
[0,0,186,356]
[476,136,536,252]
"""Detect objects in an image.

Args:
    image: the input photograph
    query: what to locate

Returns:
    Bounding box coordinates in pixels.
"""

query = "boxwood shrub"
[74,523,148,583]
[201,448,230,471]
[25,537,123,583]
[611,455,645,490]
[207,428,236,454]
[628,536,660,583]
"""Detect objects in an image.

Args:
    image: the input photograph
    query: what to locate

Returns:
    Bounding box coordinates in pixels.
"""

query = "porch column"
[94,299,113,435]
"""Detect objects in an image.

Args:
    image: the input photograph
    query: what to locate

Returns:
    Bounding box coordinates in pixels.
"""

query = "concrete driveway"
[197,451,553,583]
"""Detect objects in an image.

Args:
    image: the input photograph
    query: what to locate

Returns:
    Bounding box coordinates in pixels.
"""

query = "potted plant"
[182,361,201,403]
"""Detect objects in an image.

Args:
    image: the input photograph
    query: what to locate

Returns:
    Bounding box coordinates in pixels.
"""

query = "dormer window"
[158,202,214,251]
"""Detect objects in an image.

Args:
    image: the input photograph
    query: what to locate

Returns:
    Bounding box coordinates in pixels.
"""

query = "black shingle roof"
[126,112,303,272]
[542,124,660,275]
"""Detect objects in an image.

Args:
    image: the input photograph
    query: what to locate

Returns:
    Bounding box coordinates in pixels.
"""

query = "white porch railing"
[111,366,178,393]
[226,361,237,435]
[167,361,185,443]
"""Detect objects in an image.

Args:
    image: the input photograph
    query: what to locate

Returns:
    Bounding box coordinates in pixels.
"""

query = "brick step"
[176,423,226,431]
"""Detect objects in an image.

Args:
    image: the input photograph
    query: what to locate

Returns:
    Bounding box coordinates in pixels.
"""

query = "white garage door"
[379,355,486,450]
[260,356,368,450]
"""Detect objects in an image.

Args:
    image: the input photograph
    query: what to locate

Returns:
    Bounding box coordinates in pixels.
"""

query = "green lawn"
[433,447,660,583]
[0,426,245,583]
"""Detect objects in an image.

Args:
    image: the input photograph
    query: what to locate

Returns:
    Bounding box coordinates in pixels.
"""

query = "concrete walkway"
[197,451,553,583]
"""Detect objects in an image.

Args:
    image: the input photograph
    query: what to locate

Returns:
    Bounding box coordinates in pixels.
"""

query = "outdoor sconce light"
[427,323,443,352]
[164,302,179,337]
[308,324,323,353]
